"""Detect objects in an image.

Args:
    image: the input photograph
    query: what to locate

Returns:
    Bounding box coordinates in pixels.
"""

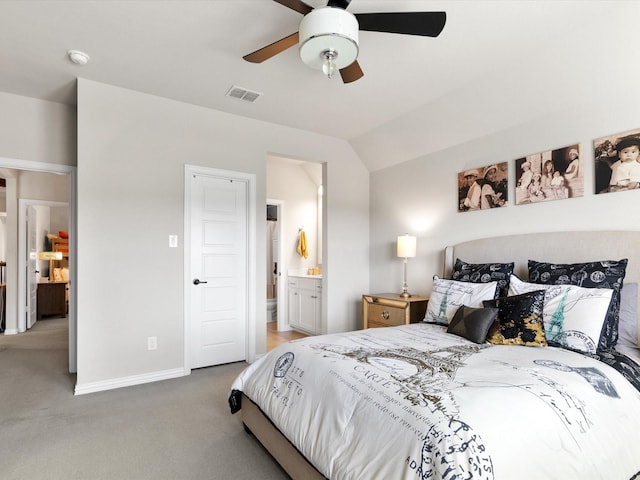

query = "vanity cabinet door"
[288,277,321,334]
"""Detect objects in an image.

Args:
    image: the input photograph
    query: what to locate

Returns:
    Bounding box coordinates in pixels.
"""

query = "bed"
[229,231,640,480]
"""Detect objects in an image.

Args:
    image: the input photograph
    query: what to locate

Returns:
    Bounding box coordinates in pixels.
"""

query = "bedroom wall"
[368,1,640,297]
[76,79,369,390]
[369,75,640,297]
[0,90,76,166]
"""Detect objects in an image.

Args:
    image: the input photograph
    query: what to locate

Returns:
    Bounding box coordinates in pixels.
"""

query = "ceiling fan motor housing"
[299,7,359,70]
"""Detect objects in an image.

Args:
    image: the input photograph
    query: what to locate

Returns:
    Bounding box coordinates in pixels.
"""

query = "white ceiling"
[0,1,634,171]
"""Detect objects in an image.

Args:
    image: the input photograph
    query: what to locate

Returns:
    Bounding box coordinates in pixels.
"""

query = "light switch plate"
[169,235,178,248]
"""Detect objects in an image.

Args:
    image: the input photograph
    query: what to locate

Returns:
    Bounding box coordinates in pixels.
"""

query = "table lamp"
[397,234,417,298]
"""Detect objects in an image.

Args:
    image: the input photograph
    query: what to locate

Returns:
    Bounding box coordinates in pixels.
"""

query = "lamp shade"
[299,7,359,71]
[397,234,416,258]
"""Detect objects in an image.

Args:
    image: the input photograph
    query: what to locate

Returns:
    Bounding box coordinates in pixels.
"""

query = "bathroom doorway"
[266,154,324,342]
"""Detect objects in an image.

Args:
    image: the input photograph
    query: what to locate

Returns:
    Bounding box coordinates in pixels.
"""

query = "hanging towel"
[297,230,308,259]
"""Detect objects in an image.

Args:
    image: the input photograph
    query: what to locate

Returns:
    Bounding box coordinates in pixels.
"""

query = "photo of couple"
[458,162,508,212]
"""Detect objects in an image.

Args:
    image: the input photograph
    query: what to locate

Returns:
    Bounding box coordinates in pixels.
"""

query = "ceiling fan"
[243,0,446,84]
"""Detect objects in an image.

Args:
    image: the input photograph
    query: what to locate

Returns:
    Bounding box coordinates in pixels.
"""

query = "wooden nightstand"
[362,293,429,329]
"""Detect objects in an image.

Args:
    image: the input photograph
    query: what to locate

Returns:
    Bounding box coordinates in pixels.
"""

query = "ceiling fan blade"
[327,0,352,8]
[243,32,300,63]
[273,0,313,15]
[340,61,363,84]
[355,12,446,37]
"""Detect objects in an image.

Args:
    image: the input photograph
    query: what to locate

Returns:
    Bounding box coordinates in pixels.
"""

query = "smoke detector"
[67,50,90,66]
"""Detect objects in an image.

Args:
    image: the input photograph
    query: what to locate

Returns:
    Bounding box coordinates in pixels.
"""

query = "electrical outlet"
[169,235,178,248]
[147,336,158,351]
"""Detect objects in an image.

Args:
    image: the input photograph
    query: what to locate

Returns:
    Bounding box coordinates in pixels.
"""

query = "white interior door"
[190,174,248,368]
[26,205,37,329]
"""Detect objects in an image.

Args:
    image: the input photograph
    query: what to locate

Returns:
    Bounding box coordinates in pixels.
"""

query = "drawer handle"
[380,311,389,320]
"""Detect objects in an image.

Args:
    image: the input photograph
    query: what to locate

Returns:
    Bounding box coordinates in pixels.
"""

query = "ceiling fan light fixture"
[299,7,359,78]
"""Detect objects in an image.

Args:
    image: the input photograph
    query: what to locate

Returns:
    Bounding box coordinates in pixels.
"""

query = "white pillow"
[425,276,498,325]
[508,275,613,354]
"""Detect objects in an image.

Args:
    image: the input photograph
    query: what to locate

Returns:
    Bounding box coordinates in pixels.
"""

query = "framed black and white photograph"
[458,162,508,212]
[514,144,583,205]
[594,128,640,194]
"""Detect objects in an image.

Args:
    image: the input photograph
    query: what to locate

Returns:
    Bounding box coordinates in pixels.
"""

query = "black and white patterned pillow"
[452,258,514,298]
[425,276,498,325]
[528,259,628,351]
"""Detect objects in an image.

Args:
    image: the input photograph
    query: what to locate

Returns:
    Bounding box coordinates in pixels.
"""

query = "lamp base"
[400,291,411,298]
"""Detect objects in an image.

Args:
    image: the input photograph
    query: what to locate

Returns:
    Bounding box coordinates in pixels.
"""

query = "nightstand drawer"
[362,293,428,329]
[367,302,406,327]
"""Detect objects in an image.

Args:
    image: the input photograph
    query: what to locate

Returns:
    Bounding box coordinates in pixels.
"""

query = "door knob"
[193,279,208,285]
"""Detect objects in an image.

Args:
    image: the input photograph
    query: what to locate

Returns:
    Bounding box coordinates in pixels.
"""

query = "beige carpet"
[0,318,290,480]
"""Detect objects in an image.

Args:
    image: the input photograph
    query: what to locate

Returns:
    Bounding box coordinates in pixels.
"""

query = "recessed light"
[67,50,90,66]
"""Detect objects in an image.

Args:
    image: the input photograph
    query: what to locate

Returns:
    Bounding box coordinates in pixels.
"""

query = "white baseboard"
[3,328,19,335]
[74,367,186,395]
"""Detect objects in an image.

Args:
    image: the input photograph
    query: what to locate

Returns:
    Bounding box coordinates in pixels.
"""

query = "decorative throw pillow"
[451,258,514,298]
[447,305,499,343]
[425,276,498,325]
[509,275,613,354]
[528,259,628,351]
[483,290,547,347]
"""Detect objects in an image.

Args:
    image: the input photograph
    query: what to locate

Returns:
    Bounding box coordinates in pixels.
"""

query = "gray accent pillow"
[618,282,638,348]
[447,305,499,343]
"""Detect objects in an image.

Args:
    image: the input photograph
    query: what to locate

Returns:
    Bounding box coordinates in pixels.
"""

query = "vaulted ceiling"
[0,1,635,170]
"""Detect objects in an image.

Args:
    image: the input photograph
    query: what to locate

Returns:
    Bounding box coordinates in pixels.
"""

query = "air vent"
[226,85,263,103]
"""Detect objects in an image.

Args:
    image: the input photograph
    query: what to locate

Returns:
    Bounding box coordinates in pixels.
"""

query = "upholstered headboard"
[443,231,640,344]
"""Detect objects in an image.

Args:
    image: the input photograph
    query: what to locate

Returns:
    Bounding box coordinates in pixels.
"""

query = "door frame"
[1,156,77,373]
[266,199,289,332]
[183,165,256,372]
